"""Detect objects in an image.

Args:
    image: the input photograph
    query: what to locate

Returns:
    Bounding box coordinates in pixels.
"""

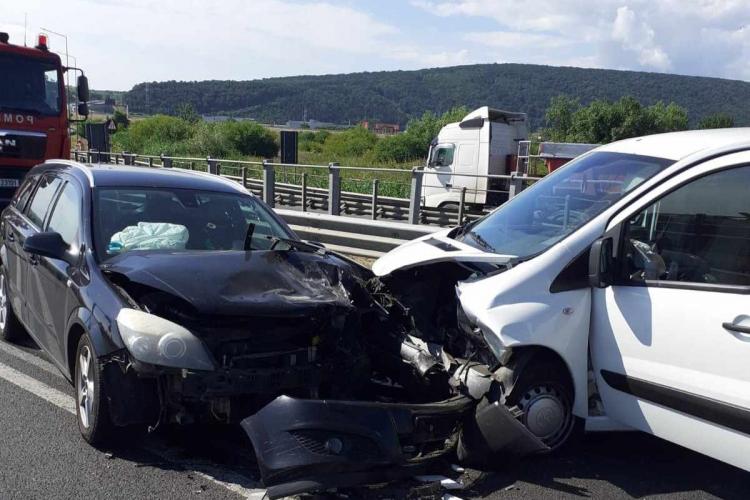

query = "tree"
[112,109,130,129]
[698,113,734,129]
[176,102,200,124]
[545,95,580,141]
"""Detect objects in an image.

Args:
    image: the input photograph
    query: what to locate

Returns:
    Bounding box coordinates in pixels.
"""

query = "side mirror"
[77,75,90,102]
[23,232,69,261]
[588,237,613,288]
[77,102,89,117]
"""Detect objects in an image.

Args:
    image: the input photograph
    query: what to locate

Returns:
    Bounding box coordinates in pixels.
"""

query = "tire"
[505,361,582,451]
[0,268,26,343]
[75,333,114,446]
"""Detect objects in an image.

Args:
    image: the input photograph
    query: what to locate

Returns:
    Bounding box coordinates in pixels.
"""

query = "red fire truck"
[0,31,89,204]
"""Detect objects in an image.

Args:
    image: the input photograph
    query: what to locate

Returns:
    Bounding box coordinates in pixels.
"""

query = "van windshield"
[0,54,61,116]
[456,151,674,258]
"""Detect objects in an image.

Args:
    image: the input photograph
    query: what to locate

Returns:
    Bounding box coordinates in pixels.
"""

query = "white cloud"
[611,6,671,71]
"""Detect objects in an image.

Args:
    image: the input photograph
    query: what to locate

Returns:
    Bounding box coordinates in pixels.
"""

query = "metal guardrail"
[73,150,540,228]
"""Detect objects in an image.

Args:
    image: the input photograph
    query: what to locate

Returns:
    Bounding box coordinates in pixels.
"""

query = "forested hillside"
[123,63,750,128]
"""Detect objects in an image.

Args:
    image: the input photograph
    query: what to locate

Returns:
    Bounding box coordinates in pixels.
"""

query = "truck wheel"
[75,334,114,446]
[0,270,26,343]
[505,362,582,451]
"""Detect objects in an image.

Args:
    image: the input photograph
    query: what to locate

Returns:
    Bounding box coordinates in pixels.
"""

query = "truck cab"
[0,32,88,205]
[423,107,527,208]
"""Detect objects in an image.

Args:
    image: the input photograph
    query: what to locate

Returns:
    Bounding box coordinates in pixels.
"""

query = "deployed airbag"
[109,222,189,253]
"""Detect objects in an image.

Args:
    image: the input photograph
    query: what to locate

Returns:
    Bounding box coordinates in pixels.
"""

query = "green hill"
[123,63,750,128]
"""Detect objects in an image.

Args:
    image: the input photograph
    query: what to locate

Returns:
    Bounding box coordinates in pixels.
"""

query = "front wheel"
[505,362,582,451]
[0,269,26,343]
[75,334,114,446]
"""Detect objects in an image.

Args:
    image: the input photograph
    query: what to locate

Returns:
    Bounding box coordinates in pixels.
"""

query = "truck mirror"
[588,237,613,288]
[77,102,89,117]
[77,75,90,102]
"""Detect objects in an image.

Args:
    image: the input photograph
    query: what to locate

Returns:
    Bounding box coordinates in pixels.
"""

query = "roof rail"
[44,159,95,187]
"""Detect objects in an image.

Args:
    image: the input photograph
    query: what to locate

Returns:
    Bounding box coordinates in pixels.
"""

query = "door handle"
[722,322,750,335]
[7,232,15,243]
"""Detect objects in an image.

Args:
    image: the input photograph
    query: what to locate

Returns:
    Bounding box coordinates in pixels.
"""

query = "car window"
[11,175,38,211]
[26,174,63,227]
[94,187,293,261]
[47,181,82,247]
[622,166,750,286]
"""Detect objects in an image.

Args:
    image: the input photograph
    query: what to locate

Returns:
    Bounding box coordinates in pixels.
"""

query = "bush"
[321,126,377,159]
[698,113,734,129]
[221,121,278,158]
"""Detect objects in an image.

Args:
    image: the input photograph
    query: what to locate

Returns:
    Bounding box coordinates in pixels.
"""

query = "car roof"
[597,128,750,160]
[38,161,248,194]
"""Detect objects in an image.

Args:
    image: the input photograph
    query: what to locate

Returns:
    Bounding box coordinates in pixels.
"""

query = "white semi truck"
[422,106,528,208]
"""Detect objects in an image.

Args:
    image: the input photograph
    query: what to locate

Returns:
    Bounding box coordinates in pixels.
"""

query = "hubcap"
[518,385,573,448]
[77,346,94,429]
[0,274,7,331]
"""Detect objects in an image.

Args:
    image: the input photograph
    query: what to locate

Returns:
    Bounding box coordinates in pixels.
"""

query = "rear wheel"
[505,362,581,451]
[75,334,114,446]
[0,269,26,343]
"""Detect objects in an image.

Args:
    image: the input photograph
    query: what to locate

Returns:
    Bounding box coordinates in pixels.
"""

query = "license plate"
[0,179,20,188]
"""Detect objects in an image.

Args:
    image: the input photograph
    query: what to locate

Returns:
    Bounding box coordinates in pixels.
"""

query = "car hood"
[372,229,515,276]
[101,250,368,316]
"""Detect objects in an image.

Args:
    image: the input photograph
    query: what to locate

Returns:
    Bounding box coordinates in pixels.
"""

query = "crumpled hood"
[102,250,369,316]
[372,229,515,276]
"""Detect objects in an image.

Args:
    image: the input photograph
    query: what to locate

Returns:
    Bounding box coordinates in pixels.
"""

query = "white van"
[423,107,527,208]
[374,129,750,470]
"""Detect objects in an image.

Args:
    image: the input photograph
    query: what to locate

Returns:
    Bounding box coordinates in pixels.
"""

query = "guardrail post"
[301,173,308,212]
[371,179,379,220]
[122,152,132,165]
[408,168,423,225]
[458,186,466,225]
[207,157,219,175]
[161,154,173,168]
[88,149,97,163]
[148,157,154,168]
[241,166,248,188]
[508,172,524,199]
[328,162,340,216]
[263,160,275,208]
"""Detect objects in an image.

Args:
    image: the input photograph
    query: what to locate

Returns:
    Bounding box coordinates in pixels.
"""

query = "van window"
[430,145,454,167]
[12,175,39,211]
[26,175,63,227]
[623,166,750,286]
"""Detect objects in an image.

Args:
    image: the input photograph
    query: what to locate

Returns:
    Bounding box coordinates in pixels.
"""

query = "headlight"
[116,309,215,371]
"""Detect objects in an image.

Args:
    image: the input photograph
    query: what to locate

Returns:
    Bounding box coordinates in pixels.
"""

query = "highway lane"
[0,336,747,500]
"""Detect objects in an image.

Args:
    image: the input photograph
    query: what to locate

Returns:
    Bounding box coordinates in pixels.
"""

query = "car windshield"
[0,54,61,116]
[457,151,674,258]
[94,187,293,261]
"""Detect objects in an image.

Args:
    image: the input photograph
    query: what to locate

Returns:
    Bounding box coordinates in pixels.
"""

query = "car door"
[21,173,64,352]
[422,143,455,204]
[27,176,83,366]
[3,173,40,325]
[590,151,750,471]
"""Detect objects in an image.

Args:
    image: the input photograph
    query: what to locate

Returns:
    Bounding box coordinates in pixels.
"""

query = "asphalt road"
[0,336,747,500]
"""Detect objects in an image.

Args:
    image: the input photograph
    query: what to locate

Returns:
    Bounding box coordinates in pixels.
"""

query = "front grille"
[0,130,47,160]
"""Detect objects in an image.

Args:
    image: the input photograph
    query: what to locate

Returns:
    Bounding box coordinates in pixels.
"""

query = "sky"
[2,0,749,90]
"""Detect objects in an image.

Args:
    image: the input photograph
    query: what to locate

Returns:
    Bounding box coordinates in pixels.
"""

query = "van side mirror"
[23,232,69,262]
[588,237,613,288]
[77,102,89,117]
[77,75,90,102]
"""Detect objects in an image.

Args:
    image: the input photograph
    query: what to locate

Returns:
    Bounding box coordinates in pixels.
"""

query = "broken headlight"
[116,309,215,371]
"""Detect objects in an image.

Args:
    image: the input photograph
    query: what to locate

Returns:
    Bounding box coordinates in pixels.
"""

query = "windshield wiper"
[466,230,496,253]
[266,236,326,254]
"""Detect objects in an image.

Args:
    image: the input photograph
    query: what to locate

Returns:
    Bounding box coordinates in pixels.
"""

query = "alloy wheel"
[77,346,95,429]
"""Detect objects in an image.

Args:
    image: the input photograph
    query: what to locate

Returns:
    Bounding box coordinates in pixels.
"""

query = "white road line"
[0,341,65,378]
[0,361,76,414]
[0,356,266,499]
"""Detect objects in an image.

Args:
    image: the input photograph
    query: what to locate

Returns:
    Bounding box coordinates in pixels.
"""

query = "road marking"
[0,354,266,499]
[0,361,76,414]
[0,341,65,378]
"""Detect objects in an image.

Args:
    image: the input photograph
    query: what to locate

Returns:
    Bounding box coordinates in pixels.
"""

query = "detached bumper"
[241,394,548,498]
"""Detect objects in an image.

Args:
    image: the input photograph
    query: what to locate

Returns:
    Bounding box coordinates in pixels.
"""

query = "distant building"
[360,121,400,135]
[284,119,342,130]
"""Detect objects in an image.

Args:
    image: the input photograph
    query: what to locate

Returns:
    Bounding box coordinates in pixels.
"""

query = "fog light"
[324,437,344,455]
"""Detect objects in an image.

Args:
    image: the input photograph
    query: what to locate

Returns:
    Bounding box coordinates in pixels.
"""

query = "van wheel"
[0,270,26,343]
[505,362,582,451]
[75,334,114,446]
